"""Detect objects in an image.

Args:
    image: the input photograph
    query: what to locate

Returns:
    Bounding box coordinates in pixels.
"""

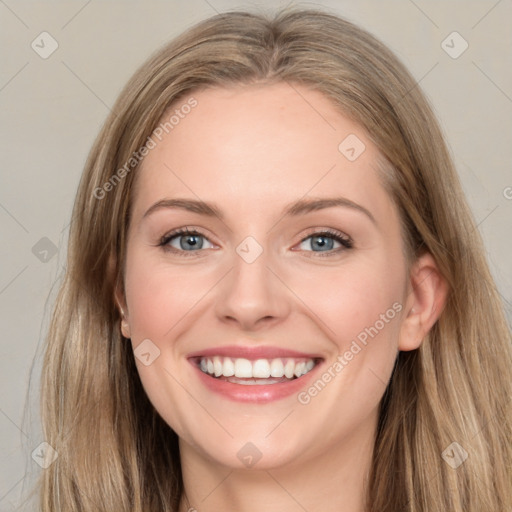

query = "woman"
[39,8,512,511]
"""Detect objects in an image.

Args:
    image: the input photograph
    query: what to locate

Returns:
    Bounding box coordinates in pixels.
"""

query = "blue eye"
[159,227,353,257]
[298,230,353,255]
[160,228,214,253]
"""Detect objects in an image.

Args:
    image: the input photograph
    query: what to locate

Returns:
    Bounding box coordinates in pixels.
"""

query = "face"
[118,82,417,471]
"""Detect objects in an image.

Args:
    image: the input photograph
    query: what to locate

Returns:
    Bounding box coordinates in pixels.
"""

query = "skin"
[116,82,447,512]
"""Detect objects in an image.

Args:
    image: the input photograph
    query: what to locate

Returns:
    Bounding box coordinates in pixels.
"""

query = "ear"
[398,252,448,351]
[111,255,131,339]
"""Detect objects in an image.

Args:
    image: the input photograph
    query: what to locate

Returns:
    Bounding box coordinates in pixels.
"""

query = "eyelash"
[158,227,354,258]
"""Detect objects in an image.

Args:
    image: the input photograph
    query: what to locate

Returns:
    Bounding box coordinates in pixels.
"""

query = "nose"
[214,245,291,331]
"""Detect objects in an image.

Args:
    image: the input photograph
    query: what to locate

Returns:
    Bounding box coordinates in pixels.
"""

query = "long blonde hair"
[39,8,512,511]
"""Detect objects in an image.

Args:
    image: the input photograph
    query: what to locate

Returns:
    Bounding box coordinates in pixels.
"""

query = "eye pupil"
[164,229,349,256]
[312,235,333,251]
[181,234,202,250]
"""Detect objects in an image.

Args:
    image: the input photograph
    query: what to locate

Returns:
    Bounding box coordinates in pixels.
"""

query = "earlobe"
[398,253,448,351]
[120,316,131,339]
[117,300,131,339]
[117,299,131,339]
[114,278,131,339]
[110,253,131,338]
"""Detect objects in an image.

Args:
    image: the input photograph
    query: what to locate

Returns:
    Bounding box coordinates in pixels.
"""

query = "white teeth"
[270,359,285,377]
[294,361,306,377]
[228,377,285,385]
[253,359,271,378]
[284,359,295,379]
[223,357,235,377]
[234,358,253,378]
[198,356,317,381]
[213,356,223,377]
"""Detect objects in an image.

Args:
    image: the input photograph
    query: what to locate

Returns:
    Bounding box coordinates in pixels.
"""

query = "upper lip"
[187,344,323,361]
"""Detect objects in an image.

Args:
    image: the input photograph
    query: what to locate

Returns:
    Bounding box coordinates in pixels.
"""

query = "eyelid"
[158,226,353,256]
[292,227,353,255]
[299,227,352,242]
[158,226,216,256]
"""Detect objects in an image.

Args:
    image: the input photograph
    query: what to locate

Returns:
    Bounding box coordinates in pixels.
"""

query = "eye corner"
[298,228,354,253]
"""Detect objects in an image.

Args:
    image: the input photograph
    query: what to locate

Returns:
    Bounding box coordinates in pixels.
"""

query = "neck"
[178,409,377,512]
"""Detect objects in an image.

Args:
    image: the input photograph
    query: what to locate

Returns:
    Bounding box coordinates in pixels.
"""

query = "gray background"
[1,1,511,509]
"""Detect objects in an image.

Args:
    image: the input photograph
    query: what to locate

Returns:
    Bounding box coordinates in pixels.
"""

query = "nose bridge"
[214,235,290,328]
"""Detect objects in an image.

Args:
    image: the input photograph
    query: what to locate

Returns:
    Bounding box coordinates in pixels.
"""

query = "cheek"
[288,253,406,405]
[122,251,212,435]
[124,252,214,339]
[289,255,405,349]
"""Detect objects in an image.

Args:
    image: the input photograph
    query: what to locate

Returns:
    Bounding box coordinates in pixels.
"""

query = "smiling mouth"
[194,356,322,385]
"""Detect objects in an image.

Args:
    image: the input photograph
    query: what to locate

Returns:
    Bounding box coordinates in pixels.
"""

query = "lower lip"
[190,360,323,403]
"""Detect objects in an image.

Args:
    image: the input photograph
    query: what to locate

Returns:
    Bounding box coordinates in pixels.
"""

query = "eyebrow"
[142,196,376,224]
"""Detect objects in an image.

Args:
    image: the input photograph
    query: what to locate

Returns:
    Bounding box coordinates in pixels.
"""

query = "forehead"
[131,82,390,222]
